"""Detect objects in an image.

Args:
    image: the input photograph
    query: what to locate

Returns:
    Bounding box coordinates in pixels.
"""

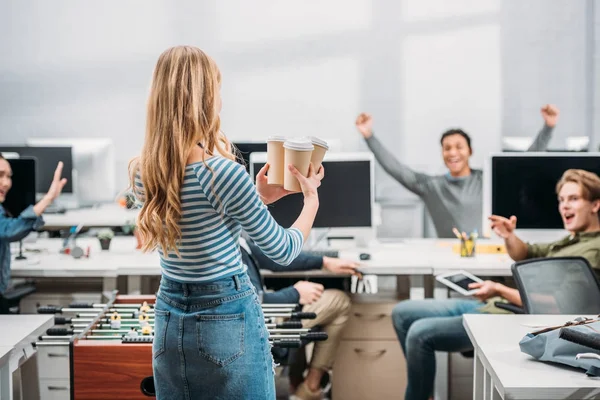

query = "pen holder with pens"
[454,228,477,257]
[460,237,476,257]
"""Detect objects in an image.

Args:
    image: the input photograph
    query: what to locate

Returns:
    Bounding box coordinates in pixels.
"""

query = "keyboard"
[44,206,67,214]
[305,249,339,258]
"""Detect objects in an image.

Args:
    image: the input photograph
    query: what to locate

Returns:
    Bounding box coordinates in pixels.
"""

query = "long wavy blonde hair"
[129,46,236,255]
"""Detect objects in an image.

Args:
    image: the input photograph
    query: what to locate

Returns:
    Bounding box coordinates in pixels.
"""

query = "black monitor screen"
[251,159,372,228]
[491,155,600,229]
[0,146,73,193]
[3,158,36,217]
[233,142,267,173]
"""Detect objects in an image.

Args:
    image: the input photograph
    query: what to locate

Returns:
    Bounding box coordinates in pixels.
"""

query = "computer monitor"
[26,138,116,207]
[0,146,73,195]
[249,152,374,236]
[483,152,600,238]
[2,158,36,217]
[233,142,267,173]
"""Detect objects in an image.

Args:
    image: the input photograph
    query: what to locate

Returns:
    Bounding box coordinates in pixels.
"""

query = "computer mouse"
[359,253,371,261]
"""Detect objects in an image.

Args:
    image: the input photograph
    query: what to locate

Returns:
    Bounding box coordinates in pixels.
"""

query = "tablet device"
[436,270,484,296]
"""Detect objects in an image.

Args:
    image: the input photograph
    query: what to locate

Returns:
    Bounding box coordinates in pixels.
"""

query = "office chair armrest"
[494,302,524,314]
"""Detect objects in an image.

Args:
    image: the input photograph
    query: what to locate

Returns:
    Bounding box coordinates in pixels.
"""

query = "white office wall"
[500,0,591,148]
[0,0,594,236]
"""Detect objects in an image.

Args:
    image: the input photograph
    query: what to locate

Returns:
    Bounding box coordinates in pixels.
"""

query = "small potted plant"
[97,228,114,251]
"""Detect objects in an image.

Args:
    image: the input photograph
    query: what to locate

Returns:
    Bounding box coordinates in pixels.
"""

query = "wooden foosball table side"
[71,295,157,399]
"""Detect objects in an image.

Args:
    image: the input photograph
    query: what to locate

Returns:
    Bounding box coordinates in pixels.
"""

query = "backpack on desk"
[519,316,600,376]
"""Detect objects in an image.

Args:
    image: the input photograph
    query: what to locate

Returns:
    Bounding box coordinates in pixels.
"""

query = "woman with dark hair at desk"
[0,155,67,295]
[355,105,559,238]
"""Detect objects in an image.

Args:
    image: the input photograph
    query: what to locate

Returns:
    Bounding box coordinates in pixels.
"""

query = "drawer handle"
[48,386,69,391]
[354,348,387,357]
[353,312,387,320]
[48,353,68,358]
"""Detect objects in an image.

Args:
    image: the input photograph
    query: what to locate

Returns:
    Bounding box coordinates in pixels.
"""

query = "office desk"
[464,314,600,399]
[0,315,54,400]
[11,237,515,294]
[12,238,124,292]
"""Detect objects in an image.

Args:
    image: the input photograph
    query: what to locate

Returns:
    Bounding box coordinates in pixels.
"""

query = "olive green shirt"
[526,231,600,268]
[480,231,600,314]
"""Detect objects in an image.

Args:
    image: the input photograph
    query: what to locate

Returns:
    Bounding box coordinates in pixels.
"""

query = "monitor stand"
[15,241,26,260]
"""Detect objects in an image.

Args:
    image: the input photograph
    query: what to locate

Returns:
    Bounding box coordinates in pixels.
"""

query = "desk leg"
[127,276,142,295]
[483,369,492,400]
[0,361,12,400]
[102,277,117,293]
[423,275,435,298]
[19,352,40,400]
[473,349,484,400]
[490,383,501,400]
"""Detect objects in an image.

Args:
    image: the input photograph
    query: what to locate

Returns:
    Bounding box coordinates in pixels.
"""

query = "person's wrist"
[322,256,331,270]
[492,282,503,296]
[303,193,319,205]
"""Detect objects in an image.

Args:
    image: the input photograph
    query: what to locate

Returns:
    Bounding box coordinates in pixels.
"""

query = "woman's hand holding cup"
[288,163,324,202]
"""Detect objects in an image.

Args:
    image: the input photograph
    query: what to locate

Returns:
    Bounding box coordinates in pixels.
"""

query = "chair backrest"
[511,257,600,314]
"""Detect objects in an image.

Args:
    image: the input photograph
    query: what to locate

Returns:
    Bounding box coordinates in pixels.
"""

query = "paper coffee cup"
[266,136,286,185]
[283,138,314,192]
[309,136,328,171]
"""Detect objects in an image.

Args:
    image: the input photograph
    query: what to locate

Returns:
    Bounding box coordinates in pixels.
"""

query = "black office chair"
[510,256,600,314]
[0,281,36,314]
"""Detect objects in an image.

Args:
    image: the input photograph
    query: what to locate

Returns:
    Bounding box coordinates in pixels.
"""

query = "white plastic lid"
[309,136,329,150]
[267,136,286,142]
[283,138,314,151]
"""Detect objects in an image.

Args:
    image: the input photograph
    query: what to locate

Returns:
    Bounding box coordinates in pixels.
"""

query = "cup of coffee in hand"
[283,138,314,192]
[266,136,286,185]
[309,136,328,171]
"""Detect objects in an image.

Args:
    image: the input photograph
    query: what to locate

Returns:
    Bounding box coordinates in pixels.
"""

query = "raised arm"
[199,158,318,266]
[0,161,66,242]
[356,113,431,196]
[527,104,558,151]
[0,206,44,242]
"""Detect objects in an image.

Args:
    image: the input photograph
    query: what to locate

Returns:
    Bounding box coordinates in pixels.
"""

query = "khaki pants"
[301,289,351,370]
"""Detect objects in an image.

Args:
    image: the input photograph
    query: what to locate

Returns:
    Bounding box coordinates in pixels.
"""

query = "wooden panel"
[115,295,156,304]
[73,341,153,399]
[342,302,398,340]
[332,340,406,400]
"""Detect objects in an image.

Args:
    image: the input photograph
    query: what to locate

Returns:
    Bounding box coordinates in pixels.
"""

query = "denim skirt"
[152,272,275,400]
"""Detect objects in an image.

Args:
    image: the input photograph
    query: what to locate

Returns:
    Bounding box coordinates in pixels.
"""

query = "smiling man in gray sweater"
[355,104,559,238]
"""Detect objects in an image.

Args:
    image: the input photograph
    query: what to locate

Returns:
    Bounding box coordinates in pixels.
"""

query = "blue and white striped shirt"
[134,156,304,283]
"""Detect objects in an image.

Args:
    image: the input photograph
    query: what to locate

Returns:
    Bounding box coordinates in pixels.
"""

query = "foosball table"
[36,291,327,399]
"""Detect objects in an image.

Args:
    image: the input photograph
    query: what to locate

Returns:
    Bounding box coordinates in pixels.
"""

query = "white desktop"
[26,138,116,208]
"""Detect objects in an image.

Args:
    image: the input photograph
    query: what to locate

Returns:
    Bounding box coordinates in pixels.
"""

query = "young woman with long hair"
[129,46,323,399]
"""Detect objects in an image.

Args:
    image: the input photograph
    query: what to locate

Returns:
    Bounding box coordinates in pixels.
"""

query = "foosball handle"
[38,306,62,314]
[291,312,317,320]
[277,321,303,329]
[54,317,72,325]
[69,302,94,308]
[47,328,74,336]
[303,332,328,341]
[272,340,302,348]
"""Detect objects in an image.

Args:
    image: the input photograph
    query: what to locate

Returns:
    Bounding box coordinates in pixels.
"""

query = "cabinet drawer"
[37,345,70,379]
[332,340,406,400]
[343,302,397,340]
[40,379,70,400]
